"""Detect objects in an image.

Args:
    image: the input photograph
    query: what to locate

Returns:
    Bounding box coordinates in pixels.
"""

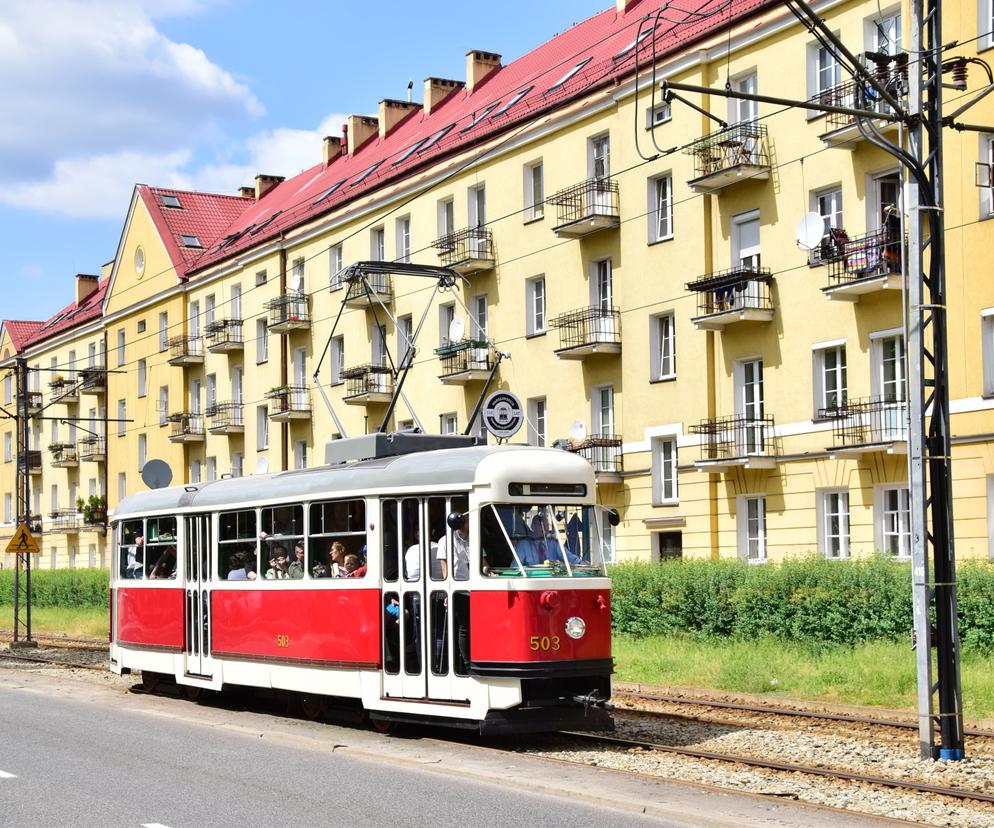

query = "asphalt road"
[0,666,895,828]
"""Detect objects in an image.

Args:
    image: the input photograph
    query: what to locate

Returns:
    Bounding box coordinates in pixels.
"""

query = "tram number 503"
[276,634,290,648]
[529,635,560,652]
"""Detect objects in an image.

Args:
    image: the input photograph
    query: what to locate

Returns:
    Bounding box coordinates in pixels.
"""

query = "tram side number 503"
[529,635,561,652]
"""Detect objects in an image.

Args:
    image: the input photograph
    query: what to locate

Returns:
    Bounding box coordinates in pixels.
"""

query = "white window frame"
[117,399,126,436]
[371,226,386,260]
[137,359,147,398]
[158,312,169,352]
[523,160,544,221]
[329,244,344,290]
[158,386,169,426]
[395,216,411,263]
[257,405,268,451]
[439,302,456,347]
[472,295,489,340]
[3,432,10,462]
[527,397,547,447]
[865,8,902,55]
[981,0,994,51]
[138,433,147,471]
[116,329,126,367]
[979,134,994,218]
[441,413,458,435]
[650,312,676,381]
[256,318,268,364]
[648,173,673,243]
[810,185,843,260]
[645,100,672,128]
[651,435,678,505]
[737,494,767,562]
[526,275,546,336]
[592,385,615,436]
[331,336,345,385]
[468,184,486,227]
[812,339,847,415]
[806,36,842,116]
[876,485,911,558]
[437,197,455,238]
[987,474,994,560]
[870,329,907,403]
[983,308,994,396]
[588,133,610,180]
[731,210,761,269]
[817,489,851,559]
[728,71,758,124]
[293,440,308,470]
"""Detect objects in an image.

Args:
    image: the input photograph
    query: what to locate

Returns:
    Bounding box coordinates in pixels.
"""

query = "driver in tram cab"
[125,536,144,578]
[516,513,580,566]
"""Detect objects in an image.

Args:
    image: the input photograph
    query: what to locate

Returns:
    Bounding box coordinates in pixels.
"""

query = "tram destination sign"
[482,391,523,439]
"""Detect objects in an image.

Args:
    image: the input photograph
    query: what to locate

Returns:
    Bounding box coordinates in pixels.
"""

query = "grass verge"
[614,634,994,719]
[0,605,107,639]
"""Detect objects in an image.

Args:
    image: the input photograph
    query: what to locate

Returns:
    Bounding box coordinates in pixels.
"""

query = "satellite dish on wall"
[140,459,173,490]
[448,317,465,342]
[254,456,269,476]
[795,212,825,250]
[569,420,587,441]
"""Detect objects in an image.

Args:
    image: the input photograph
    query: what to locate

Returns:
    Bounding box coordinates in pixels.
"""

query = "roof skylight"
[313,180,346,203]
[350,161,383,187]
[614,26,656,59]
[419,124,455,152]
[250,211,282,234]
[159,194,182,208]
[461,102,501,132]
[546,58,592,93]
[492,86,533,117]
[179,234,202,248]
[393,139,426,166]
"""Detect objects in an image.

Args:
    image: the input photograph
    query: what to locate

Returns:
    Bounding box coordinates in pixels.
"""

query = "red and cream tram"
[109,441,614,732]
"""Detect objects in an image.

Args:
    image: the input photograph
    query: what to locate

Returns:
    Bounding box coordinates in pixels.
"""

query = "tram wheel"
[139,671,162,693]
[300,695,328,721]
[183,684,206,702]
[370,717,396,734]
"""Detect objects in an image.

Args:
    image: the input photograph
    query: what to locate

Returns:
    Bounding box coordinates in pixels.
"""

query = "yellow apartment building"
[3,0,994,569]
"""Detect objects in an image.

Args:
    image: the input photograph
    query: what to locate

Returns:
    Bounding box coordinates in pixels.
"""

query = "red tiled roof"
[3,320,43,354]
[138,185,252,278]
[188,0,775,274]
[21,277,109,348]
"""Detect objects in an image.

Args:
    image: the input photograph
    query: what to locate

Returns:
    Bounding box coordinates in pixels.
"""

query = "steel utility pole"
[11,357,35,648]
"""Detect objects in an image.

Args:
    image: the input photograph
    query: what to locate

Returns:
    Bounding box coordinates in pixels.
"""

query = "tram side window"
[382,499,399,582]
[219,509,257,581]
[309,499,367,578]
[261,504,303,580]
[401,498,420,582]
[145,516,177,579]
[120,519,145,579]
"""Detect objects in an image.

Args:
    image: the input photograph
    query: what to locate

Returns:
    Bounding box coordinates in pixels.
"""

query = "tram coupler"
[572,691,613,711]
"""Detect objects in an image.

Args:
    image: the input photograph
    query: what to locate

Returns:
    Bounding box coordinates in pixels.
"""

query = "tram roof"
[115,444,591,517]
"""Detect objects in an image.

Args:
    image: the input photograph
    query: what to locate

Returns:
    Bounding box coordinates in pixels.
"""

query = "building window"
[371,226,386,260]
[255,269,267,286]
[138,434,147,471]
[867,10,902,55]
[256,318,268,364]
[878,486,911,558]
[811,186,843,261]
[438,302,456,347]
[441,413,458,435]
[738,495,767,562]
[437,197,455,238]
[257,405,268,451]
[294,440,308,470]
[117,400,126,436]
[158,386,169,425]
[732,210,761,269]
[117,473,126,502]
[650,312,676,381]
[158,312,168,352]
[190,460,202,484]
[527,397,547,447]
[329,244,344,289]
[593,385,615,436]
[396,317,413,365]
[813,342,847,414]
[331,336,345,385]
[873,333,907,402]
[472,295,488,340]
[811,42,841,98]
[648,173,673,242]
[395,216,411,263]
[646,101,672,128]
[818,489,850,559]
[524,161,544,221]
[651,436,678,505]
[206,456,217,482]
[983,309,994,396]
[116,329,126,366]
[4,493,11,523]
[526,276,546,335]
[981,0,994,50]
[137,359,147,397]
[980,134,994,217]
[3,375,10,405]
[3,432,10,462]
[231,452,243,478]
[468,184,486,227]
[589,133,610,180]
[729,71,758,123]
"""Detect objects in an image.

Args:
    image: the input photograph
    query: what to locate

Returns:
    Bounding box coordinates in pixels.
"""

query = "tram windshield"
[482,503,608,577]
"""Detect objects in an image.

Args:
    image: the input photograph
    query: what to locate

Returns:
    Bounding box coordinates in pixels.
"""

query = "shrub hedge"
[0,568,109,608]
[610,557,994,652]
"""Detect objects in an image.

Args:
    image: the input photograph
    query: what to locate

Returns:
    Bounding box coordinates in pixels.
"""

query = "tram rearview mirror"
[607,508,620,527]
[447,512,467,530]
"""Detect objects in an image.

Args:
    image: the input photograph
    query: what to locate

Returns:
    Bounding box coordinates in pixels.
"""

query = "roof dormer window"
[179,234,202,248]
[160,194,182,208]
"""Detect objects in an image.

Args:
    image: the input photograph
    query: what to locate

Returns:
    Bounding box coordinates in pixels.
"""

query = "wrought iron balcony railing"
[548,177,620,237]
[824,228,903,287]
[342,365,393,402]
[168,412,205,441]
[343,273,393,307]
[265,291,310,331]
[167,334,204,365]
[78,436,106,462]
[686,267,774,328]
[685,123,771,192]
[79,368,106,395]
[205,318,244,352]
[689,415,779,465]
[814,58,907,136]
[564,434,624,477]
[26,391,43,413]
[435,338,494,381]
[818,396,908,453]
[49,377,79,403]
[50,509,79,533]
[49,443,79,467]
[206,402,244,433]
[433,227,495,274]
[266,386,311,419]
[550,306,621,357]
[19,450,42,473]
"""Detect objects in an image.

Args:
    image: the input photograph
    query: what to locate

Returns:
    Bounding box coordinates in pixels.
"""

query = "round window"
[134,246,145,277]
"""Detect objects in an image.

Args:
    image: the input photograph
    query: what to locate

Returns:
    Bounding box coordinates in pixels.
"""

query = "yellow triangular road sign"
[5,523,40,554]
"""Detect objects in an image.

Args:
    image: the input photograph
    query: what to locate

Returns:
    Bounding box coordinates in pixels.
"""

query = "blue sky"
[0,0,607,322]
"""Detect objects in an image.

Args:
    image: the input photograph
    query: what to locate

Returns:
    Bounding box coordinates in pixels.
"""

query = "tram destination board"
[482,391,523,439]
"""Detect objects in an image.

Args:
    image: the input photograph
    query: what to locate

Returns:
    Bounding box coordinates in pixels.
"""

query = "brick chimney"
[347,115,379,151]
[616,0,635,11]
[75,274,99,305]
[378,99,421,139]
[237,186,255,199]
[466,50,501,92]
[423,77,464,117]
[322,135,343,166]
[255,174,285,200]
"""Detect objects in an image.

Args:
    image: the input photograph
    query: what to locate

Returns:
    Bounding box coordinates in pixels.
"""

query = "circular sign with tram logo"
[482,391,524,439]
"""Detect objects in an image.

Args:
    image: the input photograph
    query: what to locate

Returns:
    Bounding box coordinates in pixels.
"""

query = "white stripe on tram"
[0,770,17,778]
[141,823,173,828]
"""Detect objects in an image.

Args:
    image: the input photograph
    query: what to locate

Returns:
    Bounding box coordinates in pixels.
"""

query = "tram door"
[183,514,213,678]
[381,495,469,702]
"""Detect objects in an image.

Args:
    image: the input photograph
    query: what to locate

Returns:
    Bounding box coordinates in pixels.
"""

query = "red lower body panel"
[116,587,185,651]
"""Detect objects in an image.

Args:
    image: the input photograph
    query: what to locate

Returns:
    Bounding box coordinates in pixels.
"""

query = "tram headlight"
[564,616,586,640]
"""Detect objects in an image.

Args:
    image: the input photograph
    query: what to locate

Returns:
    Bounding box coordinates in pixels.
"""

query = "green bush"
[0,568,109,608]
[610,556,994,652]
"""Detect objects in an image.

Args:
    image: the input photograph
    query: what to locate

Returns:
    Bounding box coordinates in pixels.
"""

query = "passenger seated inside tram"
[125,536,144,579]
[343,553,360,577]
[149,545,177,579]
[515,513,581,567]
[265,545,289,579]
[312,540,345,578]
[226,551,248,580]
[287,542,305,579]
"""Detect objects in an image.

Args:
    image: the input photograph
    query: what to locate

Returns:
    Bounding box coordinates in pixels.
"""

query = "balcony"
[820,228,904,301]
[433,227,495,275]
[563,435,624,484]
[168,412,205,443]
[548,177,620,238]
[435,339,494,384]
[342,365,393,405]
[27,391,43,414]
[343,274,394,309]
[550,306,621,359]
[49,509,79,534]
[49,443,79,468]
[167,335,204,366]
[79,368,106,396]
[205,318,244,353]
[689,415,780,472]
[19,450,42,475]
[207,402,244,435]
[49,377,79,405]
[266,386,311,421]
[78,436,106,463]
[687,267,775,330]
[819,396,908,459]
[685,123,771,194]
[265,291,310,333]
[815,61,906,149]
